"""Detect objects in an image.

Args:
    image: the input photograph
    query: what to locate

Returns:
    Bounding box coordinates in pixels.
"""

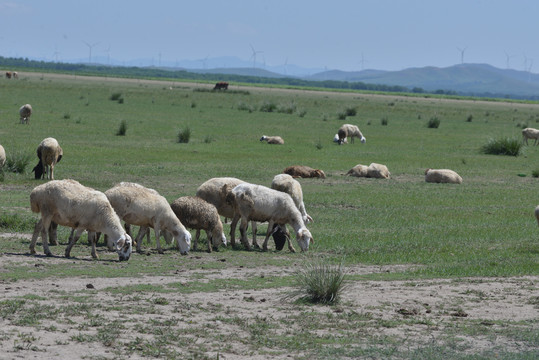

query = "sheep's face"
[116,233,132,261]
[296,227,313,252]
[173,228,191,255]
[360,136,366,144]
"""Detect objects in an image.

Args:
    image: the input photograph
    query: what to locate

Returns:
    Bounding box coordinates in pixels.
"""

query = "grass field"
[0,72,538,359]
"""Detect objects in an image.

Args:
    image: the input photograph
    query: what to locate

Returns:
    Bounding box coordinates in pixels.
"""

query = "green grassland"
[1,73,538,277]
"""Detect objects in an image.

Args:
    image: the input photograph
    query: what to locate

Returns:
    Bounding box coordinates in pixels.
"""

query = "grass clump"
[0,213,36,232]
[480,137,522,156]
[289,258,347,305]
[115,120,127,136]
[4,151,31,174]
[531,169,539,178]
[381,117,388,126]
[109,92,122,101]
[259,101,277,112]
[177,126,191,143]
[427,116,440,128]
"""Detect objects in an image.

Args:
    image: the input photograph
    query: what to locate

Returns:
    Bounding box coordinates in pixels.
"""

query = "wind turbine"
[82,40,99,64]
[249,44,263,69]
[457,47,467,64]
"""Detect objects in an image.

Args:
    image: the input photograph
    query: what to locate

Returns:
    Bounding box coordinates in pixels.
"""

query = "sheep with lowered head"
[105,182,191,255]
[425,168,462,184]
[283,165,326,179]
[522,127,539,145]
[19,104,32,124]
[29,179,132,261]
[230,183,314,252]
[260,135,284,144]
[170,196,227,252]
[32,137,63,180]
[337,124,366,144]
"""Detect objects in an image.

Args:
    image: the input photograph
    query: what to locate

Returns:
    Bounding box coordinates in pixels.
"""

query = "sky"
[1,0,538,74]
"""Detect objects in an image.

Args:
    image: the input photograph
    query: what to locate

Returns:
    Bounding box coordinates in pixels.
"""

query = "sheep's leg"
[262,221,275,252]
[134,226,146,253]
[287,229,296,253]
[50,164,54,180]
[30,219,43,254]
[229,214,241,248]
[194,230,201,251]
[239,217,251,250]
[88,230,99,259]
[65,228,85,258]
[40,217,53,256]
[204,230,212,253]
[48,222,58,245]
[154,228,163,254]
[251,221,259,249]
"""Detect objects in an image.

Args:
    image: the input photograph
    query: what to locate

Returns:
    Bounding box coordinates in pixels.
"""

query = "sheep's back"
[196,177,245,218]
[171,196,219,230]
[425,169,462,184]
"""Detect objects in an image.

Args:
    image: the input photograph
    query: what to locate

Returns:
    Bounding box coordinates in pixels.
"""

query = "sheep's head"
[424,168,432,175]
[173,227,191,255]
[313,169,326,178]
[115,233,132,261]
[360,136,366,144]
[32,161,44,179]
[296,227,313,252]
[260,135,268,142]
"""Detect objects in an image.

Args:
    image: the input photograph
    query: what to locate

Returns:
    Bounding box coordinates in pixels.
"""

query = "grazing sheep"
[12,71,18,79]
[105,182,191,255]
[337,124,366,144]
[230,183,314,252]
[522,127,539,145]
[424,168,463,184]
[19,104,32,124]
[260,135,284,144]
[535,206,539,226]
[32,137,63,180]
[271,174,313,224]
[0,144,5,169]
[333,133,347,144]
[29,179,132,261]
[367,163,391,179]
[346,164,369,177]
[283,165,326,179]
[170,196,226,252]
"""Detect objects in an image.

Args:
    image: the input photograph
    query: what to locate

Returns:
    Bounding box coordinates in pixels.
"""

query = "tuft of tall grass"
[0,213,36,232]
[427,117,440,128]
[480,137,522,156]
[259,101,277,112]
[109,92,122,101]
[5,151,32,174]
[531,169,539,178]
[115,120,127,136]
[177,127,191,143]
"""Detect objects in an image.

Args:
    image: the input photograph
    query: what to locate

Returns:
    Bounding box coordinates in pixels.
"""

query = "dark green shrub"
[0,213,36,232]
[5,151,31,174]
[381,117,388,126]
[177,127,191,143]
[259,101,277,112]
[344,106,357,116]
[116,120,127,136]
[466,114,473,122]
[480,137,522,156]
[337,110,347,120]
[277,103,296,114]
[109,92,122,101]
[531,169,539,178]
[289,259,347,305]
[427,117,440,128]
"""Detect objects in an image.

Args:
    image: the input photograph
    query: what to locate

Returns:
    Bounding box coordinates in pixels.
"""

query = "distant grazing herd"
[1,74,538,261]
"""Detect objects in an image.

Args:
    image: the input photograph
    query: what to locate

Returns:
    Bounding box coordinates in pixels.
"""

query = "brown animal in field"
[213,81,229,90]
[5,71,12,79]
[283,165,326,179]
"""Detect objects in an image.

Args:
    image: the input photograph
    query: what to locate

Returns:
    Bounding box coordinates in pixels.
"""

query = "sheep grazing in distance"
[283,165,326,179]
[0,144,5,169]
[19,104,32,124]
[29,179,132,261]
[346,164,369,177]
[367,163,391,179]
[522,127,539,145]
[12,72,18,79]
[105,182,191,255]
[170,196,226,252]
[425,168,463,184]
[260,135,284,144]
[230,183,314,252]
[337,124,366,145]
[32,137,63,180]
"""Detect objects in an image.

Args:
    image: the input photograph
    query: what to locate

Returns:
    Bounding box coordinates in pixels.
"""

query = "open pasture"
[0,73,538,359]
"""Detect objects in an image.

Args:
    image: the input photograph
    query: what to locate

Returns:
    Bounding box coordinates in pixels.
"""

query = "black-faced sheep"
[105,182,191,255]
[170,196,226,252]
[32,137,63,180]
[522,128,539,145]
[283,165,326,179]
[425,168,462,184]
[260,135,284,144]
[19,104,32,124]
[230,183,314,252]
[29,179,132,261]
[337,124,366,144]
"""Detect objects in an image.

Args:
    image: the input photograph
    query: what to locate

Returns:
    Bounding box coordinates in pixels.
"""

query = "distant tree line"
[1,56,535,100]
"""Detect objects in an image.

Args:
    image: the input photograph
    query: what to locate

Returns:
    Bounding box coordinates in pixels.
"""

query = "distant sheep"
[522,128,539,145]
[32,137,63,180]
[283,165,326,179]
[5,71,12,79]
[19,104,32,124]
[337,124,366,144]
[346,164,368,177]
[29,179,132,261]
[105,182,191,255]
[230,183,314,252]
[0,144,5,169]
[367,163,390,179]
[170,196,226,252]
[425,168,462,184]
[260,135,284,144]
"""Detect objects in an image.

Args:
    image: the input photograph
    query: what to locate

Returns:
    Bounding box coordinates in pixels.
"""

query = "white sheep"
[105,182,191,255]
[170,196,227,252]
[337,124,366,144]
[32,137,63,180]
[196,177,256,248]
[424,168,463,184]
[19,104,32,124]
[260,135,284,144]
[230,183,314,252]
[522,128,539,145]
[333,133,347,144]
[367,163,391,179]
[0,144,5,169]
[346,164,369,177]
[29,179,133,261]
[271,174,313,224]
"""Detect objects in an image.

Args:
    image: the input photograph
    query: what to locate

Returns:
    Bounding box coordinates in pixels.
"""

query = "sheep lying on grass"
[345,163,390,179]
[19,104,32,124]
[337,124,366,144]
[29,179,132,261]
[522,128,539,145]
[170,196,226,252]
[260,135,284,144]
[283,165,326,179]
[32,137,63,180]
[105,182,191,255]
[230,183,314,252]
[346,164,368,177]
[425,168,463,184]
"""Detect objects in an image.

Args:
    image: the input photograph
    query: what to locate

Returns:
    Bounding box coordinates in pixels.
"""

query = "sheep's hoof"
[262,245,269,252]
[136,248,144,254]
[158,249,164,254]
[289,247,297,253]
[45,251,53,257]
[29,248,36,255]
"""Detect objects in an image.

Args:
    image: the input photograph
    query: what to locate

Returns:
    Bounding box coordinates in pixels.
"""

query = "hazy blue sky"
[1,0,537,73]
